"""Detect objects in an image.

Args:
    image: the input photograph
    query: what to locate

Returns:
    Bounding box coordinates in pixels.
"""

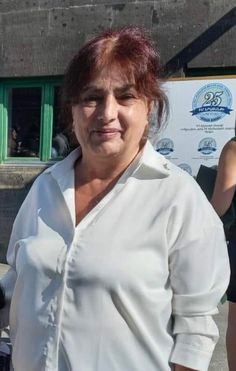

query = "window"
[51,86,71,159]
[0,78,73,164]
[8,87,41,158]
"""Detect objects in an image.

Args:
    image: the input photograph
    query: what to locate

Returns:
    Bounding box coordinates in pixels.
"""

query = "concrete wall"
[0,0,235,77]
[0,0,235,261]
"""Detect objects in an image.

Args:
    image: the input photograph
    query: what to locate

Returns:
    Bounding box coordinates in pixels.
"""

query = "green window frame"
[0,77,62,164]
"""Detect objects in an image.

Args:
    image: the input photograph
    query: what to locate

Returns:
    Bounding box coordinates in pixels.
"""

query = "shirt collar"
[133,141,171,179]
[44,147,81,198]
[45,140,170,186]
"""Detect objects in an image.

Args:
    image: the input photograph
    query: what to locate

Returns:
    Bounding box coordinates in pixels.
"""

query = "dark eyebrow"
[114,84,136,93]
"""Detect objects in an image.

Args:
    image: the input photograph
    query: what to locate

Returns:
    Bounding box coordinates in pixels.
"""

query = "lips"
[91,128,121,134]
[90,128,121,140]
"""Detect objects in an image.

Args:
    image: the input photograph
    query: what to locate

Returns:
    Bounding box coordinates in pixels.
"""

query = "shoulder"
[145,147,210,206]
[221,138,236,157]
[141,141,202,193]
[164,162,221,224]
[166,159,199,192]
[148,161,224,246]
[39,147,80,181]
[25,148,79,199]
[218,138,236,169]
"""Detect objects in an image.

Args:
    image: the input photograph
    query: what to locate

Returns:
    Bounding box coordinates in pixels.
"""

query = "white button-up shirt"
[0,141,229,371]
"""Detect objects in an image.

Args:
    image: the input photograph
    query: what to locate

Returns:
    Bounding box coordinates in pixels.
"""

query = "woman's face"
[72,67,153,163]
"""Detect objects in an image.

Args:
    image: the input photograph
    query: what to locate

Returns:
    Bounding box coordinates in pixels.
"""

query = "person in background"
[20,122,40,157]
[211,129,236,371]
[51,132,70,158]
[9,126,20,156]
[0,27,229,371]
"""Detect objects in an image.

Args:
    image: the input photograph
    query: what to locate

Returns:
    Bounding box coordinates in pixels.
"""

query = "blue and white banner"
[155,77,236,177]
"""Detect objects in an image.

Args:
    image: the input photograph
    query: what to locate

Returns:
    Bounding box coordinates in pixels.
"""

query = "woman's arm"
[211,140,236,216]
[174,365,197,371]
[168,175,229,371]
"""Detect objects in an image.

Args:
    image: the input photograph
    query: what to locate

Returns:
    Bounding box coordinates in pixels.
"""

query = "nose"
[98,94,118,123]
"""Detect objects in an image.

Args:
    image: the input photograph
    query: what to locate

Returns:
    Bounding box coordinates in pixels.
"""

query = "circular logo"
[198,137,217,155]
[156,138,174,156]
[178,163,192,175]
[191,83,233,122]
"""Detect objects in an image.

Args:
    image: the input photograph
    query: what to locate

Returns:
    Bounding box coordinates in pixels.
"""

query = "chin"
[92,142,123,158]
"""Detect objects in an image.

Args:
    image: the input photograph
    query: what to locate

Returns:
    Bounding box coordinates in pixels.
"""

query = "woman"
[211,131,236,371]
[0,27,229,371]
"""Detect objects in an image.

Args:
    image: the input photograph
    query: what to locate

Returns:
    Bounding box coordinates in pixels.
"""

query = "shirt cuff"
[170,334,216,371]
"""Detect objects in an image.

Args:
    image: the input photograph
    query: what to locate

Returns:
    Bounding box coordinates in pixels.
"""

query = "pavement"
[209,302,228,371]
[0,263,229,370]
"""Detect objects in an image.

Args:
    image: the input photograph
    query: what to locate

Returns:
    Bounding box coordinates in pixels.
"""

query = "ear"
[147,100,154,115]
[71,105,76,121]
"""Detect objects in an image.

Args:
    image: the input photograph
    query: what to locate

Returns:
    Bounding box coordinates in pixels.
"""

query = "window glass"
[8,87,41,157]
[51,86,71,159]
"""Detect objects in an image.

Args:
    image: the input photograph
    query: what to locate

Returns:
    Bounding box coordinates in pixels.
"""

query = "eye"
[120,94,134,99]
[117,94,136,103]
[81,95,102,107]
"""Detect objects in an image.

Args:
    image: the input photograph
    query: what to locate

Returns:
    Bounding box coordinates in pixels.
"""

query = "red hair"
[62,27,168,131]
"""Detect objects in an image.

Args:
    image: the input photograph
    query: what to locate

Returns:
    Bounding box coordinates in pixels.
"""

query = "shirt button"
[43,346,48,356]
[163,163,170,170]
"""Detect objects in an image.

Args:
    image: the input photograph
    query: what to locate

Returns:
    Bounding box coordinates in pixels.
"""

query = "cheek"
[79,108,97,127]
[73,109,93,132]
[74,113,99,146]
[123,106,148,129]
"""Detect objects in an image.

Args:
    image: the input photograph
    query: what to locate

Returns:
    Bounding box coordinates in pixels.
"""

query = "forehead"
[82,66,135,92]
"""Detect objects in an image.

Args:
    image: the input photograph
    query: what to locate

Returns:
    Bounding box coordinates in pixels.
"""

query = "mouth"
[90,128,122,139]
[91,128,121,133]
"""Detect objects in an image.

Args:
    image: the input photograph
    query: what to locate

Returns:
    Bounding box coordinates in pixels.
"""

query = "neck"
[75,148,142,184]
[76,156,131,183]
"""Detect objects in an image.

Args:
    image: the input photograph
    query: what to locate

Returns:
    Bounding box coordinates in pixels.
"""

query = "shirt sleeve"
[0,180,38,329]
[167,179,230,370]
